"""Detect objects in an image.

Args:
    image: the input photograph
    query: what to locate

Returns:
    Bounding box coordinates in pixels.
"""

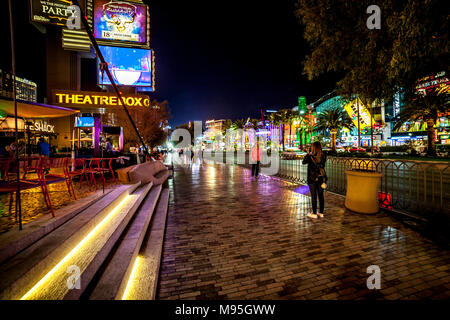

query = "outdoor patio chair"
[68,158,91,190]
[0,157,53,218]
[39,157,77,202]
[85,158,105,189]
[21,156,40,179]
[0,158,11,181]
[94,158,117,183]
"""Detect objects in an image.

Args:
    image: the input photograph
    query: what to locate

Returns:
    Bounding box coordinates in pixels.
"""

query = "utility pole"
[8,0,22,230]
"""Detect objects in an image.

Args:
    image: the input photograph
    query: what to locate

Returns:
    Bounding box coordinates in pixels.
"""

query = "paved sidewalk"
[157,161,450,300]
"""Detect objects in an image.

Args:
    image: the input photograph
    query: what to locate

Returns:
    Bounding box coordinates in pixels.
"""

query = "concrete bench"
[117,160,169,185]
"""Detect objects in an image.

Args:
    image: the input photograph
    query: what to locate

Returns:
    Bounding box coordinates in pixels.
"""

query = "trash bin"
[345,169,382,214]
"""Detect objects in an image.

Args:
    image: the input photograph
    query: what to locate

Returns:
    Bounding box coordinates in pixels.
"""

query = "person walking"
[302,141,327,219]
[38,137,50,174]
[251,142,262,178]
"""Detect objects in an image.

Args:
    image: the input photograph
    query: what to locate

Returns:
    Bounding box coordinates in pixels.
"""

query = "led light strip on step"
[21,196,131,300]
[122,256,143,300]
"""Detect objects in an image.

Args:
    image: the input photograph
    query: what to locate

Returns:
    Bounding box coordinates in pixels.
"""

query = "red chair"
[39,157,76,203]
[85,158,105,189]
[95,158,117,183]
[21,156,40,179]
[0,158,11,181]
[0,157,52,218]
[68,158,91,189]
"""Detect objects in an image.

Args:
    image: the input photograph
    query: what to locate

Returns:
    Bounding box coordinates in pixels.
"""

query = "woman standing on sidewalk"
[302,141,327,219]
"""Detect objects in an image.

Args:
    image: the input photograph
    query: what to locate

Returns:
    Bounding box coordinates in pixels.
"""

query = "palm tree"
[268,112,282,151]
[297,114,311,150]
[248,118,263,131]
[285,110,298,148]
[316,107,354,153]
[247,118,264,145]
[394,89,449,156]
[232,119,246,150]
[222,119,233,136]
[269,109,289,151]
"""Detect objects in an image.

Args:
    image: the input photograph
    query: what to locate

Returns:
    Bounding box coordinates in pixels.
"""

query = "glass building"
[0,69,37,102]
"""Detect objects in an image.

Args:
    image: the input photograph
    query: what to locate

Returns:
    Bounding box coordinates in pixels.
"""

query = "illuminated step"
[0,183,142,300]
[21,183,153,300]
[88,184,163,300]
[0,188,115,265]
[122,188,170,300]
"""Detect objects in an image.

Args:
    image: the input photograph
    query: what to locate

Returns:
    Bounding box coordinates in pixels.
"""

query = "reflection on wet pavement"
[158,160,450,300]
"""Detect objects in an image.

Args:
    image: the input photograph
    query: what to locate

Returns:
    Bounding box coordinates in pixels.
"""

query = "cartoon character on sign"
[103,1,136,33]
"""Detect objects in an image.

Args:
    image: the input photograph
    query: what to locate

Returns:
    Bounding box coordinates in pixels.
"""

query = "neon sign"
[93,0,147,44]
[53,91,150,107]
[343,98,373,129]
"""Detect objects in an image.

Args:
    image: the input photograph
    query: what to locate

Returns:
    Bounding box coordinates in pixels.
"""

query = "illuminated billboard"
[93,0,148,45]
[97,46,154,89]
[343,98,373,129]
[75,117,95,127]
[30,0,86,26]
[416,71,450,95]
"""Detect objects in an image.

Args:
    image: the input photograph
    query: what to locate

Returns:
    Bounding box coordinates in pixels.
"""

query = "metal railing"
[277,157,450,218]
[204,151,449,219]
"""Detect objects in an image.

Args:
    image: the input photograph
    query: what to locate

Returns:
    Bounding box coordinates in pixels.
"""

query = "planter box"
[345,169,382,214]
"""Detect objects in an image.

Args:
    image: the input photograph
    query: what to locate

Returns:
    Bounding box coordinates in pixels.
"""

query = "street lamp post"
[8,0,22,230]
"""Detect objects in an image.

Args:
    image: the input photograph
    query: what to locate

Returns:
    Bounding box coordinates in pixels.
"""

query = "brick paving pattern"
[157,161,450,300]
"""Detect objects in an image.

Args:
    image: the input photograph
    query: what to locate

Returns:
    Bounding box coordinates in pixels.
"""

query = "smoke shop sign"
[53,91,150,107]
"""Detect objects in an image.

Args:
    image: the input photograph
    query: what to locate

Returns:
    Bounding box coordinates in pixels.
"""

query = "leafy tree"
[296,0,449,154]
[119,99,170,151]
[316,107,354,153]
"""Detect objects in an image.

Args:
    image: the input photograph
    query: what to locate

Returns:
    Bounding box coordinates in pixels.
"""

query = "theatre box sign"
[53,91,150,108]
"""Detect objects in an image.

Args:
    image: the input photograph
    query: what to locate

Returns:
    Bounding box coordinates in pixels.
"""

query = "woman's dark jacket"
[302,153,327,184]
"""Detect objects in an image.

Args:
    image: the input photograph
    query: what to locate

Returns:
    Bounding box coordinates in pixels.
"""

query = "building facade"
[0,69,37,102]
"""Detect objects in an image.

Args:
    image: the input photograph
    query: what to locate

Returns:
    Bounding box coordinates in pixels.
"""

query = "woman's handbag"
[311,156,328,189]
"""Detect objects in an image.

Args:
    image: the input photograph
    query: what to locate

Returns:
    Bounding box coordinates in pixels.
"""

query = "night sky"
[1,0,339,127]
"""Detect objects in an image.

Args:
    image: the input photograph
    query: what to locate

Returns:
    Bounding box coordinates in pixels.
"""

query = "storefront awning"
[0,98,79,119]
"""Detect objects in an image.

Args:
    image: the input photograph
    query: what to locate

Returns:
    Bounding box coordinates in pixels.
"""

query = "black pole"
[8,0,22,230]
[357,99,361,148]
[71,0,150,160]
[371,102,374,155]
